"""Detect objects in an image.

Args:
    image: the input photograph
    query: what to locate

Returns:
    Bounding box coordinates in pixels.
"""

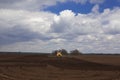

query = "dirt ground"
[0,53,120,80]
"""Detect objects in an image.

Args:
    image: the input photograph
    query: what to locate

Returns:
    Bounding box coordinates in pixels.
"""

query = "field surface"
[0,53,120,80]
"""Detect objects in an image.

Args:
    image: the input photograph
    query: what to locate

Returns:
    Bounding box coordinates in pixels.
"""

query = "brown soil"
[0,53,120,80]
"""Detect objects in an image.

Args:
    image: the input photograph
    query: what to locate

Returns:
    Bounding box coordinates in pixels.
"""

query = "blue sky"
[0,0,120,53]
[44,0,120,14]
[44,1,94,14]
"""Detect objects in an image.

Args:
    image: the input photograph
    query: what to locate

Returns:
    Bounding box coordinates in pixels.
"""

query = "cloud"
[51,9,103,36]
[0,9,55,45]
[71,0,105,4]
[51,8,120,53]
[70,0,87,4]
[0,1,120,53]
[101,8,120,34]
[0,0,66,11]
[51,10,76,33]
[92,4,99,14]
[89,0,105,4]
[0,0,105,11]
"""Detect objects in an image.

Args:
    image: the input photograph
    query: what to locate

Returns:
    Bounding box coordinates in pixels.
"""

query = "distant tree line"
[52,49,82,56]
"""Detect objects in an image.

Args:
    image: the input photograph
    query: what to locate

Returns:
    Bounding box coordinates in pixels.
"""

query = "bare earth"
[0,53,120,80]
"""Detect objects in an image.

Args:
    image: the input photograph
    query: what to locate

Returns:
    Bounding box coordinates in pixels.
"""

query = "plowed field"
[0,53,120,80]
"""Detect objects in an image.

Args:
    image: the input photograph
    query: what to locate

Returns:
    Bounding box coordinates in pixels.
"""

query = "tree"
[70,49,82,55]
[60,49,68,55]
[52,50,58,55]
[52,49,68,56]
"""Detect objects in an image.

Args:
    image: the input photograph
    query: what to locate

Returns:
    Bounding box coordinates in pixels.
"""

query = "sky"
[0,0,120,53]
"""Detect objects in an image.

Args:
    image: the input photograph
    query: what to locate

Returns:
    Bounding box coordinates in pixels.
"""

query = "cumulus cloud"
[0,0,105,11]
[0,9,55,45]
[51,10,76,33]
[100,8,120,34]
[92,4,99,14]
[0,0,120,53]
[0,0,66,11]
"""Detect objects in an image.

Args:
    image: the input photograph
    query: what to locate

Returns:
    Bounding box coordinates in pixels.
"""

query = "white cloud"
[0,0,66,11]
[101,8,120,34]
[92,4,99,14]
[89,0,105,4]
[0,1,120,53]
[0,0,105,11]
[71,0,87,4]
[0,9,55,45]
[71,0,105,4]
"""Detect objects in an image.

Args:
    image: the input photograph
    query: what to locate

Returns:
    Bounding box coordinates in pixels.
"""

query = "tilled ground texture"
[0,54,120,80]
